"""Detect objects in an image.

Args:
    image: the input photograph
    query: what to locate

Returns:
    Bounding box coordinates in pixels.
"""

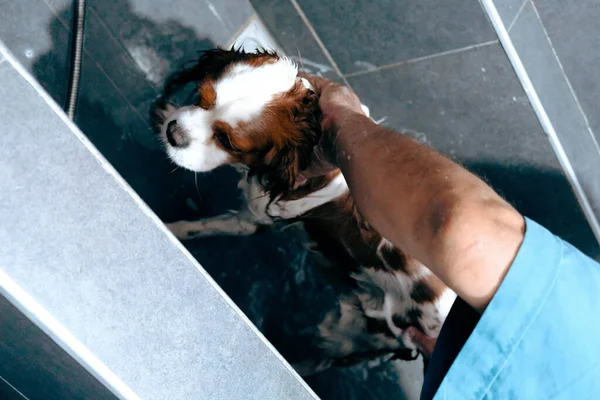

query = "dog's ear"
[259,87,322,198]
[162,48,242,98]
[162,47,281,98]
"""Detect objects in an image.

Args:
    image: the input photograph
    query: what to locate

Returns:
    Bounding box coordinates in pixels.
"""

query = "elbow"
[425,191,524,263]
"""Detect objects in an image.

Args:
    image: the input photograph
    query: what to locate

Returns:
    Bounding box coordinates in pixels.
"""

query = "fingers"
[301,74,336,95]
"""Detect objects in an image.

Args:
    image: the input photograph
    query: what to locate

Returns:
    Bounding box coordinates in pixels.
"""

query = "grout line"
[529,0,600,155]
[0,375,30,400]
[87,6,160,94]
[225,13,257,48]
[507,0,530,32]
[344,40,498,78]
[41,0,70,30]
[480,0,600,245]
[288,0,351,87]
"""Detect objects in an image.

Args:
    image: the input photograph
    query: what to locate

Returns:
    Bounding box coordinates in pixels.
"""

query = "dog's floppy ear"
[259,87,322,198]
[162,48,243,98]
[162,47,281,98]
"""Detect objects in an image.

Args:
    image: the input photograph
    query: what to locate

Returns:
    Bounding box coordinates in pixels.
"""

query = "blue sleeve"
[429,217,600,400]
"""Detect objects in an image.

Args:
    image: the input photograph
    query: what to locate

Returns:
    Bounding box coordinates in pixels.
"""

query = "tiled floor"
[2,0,600,399]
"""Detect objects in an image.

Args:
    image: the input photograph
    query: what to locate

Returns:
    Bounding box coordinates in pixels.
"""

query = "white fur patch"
[267,173,348,219]
[214,59,298,126]
[163,57,298,172]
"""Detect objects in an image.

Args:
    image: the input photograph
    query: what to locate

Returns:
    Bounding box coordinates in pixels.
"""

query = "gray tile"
[348,43,600,257]
[0,377,26,400]
[493,0,527,27]
[0,296,117,400]
[89,0,241,81]
[510,1,600,227]
[250,0,341,80]
[0,0,70,104]
[295,0,496,74]
[82,9,159,107]
[0,58,315,400]
[533,0,600,145]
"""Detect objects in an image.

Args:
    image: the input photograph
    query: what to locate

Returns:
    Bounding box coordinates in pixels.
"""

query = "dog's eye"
[214,130,239,152]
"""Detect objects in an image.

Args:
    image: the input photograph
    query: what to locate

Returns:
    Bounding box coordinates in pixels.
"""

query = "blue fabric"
[423,217,600,400]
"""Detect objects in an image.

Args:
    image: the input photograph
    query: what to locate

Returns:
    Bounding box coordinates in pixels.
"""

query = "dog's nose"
[166,120,189,148]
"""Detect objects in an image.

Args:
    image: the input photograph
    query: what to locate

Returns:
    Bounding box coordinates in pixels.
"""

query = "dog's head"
[155,48,321,196]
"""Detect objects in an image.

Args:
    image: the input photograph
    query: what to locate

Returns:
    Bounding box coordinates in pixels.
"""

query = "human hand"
[303,75,365,132]
[302,75,368,166]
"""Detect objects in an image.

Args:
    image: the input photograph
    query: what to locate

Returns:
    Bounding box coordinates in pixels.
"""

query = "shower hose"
[65,0,86,120]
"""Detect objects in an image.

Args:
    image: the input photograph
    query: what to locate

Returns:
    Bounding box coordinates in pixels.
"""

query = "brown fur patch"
[411,274,446,303]
[198,80,217,110]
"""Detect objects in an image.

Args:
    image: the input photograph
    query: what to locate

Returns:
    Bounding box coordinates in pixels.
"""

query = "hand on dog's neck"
[295,141,340,189]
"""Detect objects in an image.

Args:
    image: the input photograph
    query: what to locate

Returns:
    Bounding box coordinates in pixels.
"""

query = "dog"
[151,48,456,375]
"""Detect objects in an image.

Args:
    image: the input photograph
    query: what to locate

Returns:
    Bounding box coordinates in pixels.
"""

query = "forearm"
[334,112,525,311]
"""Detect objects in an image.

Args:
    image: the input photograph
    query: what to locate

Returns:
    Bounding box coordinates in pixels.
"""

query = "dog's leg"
[267,173,349,219]
[166,211,260,240]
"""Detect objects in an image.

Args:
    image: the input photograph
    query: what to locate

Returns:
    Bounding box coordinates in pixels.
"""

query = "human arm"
[308,76,525,312]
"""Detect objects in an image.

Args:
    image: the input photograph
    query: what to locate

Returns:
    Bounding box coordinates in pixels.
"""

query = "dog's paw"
[165,221,194,240]
[266,201,285,219]
[360,103,370,118]
[267,201,305,220]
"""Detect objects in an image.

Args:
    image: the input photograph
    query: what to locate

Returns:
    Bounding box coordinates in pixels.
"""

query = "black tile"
[0,377,26,400]
[509,1,600,229]
[0,0,70,104]
[348,43,600,258]
[83,9,159,108]
[89,0,242,79]
[295,0,496,74]
[493,0,526,27]
[0,296,117,400]
[534,0,600,146]
[251,0,341,80]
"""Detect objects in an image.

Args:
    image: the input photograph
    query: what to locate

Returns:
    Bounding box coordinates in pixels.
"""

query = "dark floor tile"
[533,0,600,145]
[0,296,117,400]
[295,0,496,74]
[251,0,341,80]
[0,0,70,104]
[493,0,526,27]
[0,377,26,400]
[82,8,159,107]
[89,0,240,80]
[348,43,600,258]
[510,1,600,228]
[72,52,185,215]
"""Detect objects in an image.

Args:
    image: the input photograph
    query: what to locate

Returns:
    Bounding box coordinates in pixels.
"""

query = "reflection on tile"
[533,0,600,144]
[348,43,600,257]
[83,9,159,107]
[89,0,241,74]
[295,0,495,74]
[0,0,70,104]
[494,0,527,27]
[250,0,340,80]
[509,1,600,224]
